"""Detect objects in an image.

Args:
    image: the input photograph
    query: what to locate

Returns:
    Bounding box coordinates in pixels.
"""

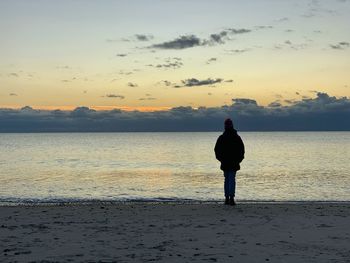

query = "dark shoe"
[229,196,236,206]
[225,197,229,205]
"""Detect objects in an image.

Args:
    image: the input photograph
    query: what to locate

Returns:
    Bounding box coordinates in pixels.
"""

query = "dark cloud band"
[0,92,349,132]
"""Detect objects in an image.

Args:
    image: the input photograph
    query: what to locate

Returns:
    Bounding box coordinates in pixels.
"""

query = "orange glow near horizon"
[0,105,172,112]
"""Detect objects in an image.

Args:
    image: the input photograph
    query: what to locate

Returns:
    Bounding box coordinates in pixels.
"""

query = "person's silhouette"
[214,118,245,205]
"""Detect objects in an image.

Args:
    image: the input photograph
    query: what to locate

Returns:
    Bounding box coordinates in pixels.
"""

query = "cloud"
[330,42,350,50]
[108,34,154,43]
[207,31,228,44]
[119,70,133,75]
[226,49,250,54]
[56,66,71,69]
[274,40,308,51]
[149,28,252,50]
[161,80,172,87]
[70,106,96,117]
[106,38,119,43]
[232,98,258,106]
[116,53,127,57]
[0,92,349,132]
[227,28,251,34]
[206,58,217,64]
[21,106,35,111]
[9,93,18,96]
[105,94,125,99]
[301,0,337,19]
[148,57,183,69]
[127,82,138,87]
[268,101,282,108]
[180,78,223,87]
[275,17,289,22]
[150,35,202,50]
[284,99,295,104]
[139,97,157,101]
[8,73,18,77]
[135,34,153,41]
[255,25,274,30]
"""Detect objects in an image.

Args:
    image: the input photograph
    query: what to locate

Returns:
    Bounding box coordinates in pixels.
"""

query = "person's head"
[224,118,234,130]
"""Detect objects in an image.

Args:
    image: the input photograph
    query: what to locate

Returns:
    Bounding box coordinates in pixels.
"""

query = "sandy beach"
[0,202,349,262]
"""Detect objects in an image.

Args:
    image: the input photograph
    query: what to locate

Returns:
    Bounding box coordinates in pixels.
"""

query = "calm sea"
[0,132,349,204]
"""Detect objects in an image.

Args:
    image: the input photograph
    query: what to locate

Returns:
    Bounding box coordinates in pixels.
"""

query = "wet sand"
[0,202,349,262]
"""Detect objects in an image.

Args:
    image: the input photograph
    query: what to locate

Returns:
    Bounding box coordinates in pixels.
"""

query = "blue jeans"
[224,170,236,197]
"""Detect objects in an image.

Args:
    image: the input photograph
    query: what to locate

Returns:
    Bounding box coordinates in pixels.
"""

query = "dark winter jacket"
[214,128,245,171]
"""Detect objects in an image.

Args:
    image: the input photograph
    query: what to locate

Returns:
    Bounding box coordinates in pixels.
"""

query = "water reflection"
[0,132,349,202]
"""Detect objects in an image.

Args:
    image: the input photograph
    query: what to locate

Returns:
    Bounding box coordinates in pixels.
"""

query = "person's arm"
[214,136,223,162]
[237,136,245,163]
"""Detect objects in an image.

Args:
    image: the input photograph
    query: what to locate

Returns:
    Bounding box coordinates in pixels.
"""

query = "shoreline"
[1,202,349,262]
[1,199,350,207]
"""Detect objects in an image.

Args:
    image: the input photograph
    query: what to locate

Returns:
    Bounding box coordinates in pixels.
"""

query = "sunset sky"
[0,0,349,111]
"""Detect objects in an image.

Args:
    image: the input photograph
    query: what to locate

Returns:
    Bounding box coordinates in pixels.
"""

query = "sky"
[0,0,349,131]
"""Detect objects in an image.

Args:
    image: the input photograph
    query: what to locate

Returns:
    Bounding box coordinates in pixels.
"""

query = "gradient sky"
[1,0,349,111]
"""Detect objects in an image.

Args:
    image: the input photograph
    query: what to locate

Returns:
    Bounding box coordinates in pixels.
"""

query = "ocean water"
[0,132,349,204]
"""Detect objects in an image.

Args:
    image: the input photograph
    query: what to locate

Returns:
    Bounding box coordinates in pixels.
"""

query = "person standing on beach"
[214,118,245,206]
